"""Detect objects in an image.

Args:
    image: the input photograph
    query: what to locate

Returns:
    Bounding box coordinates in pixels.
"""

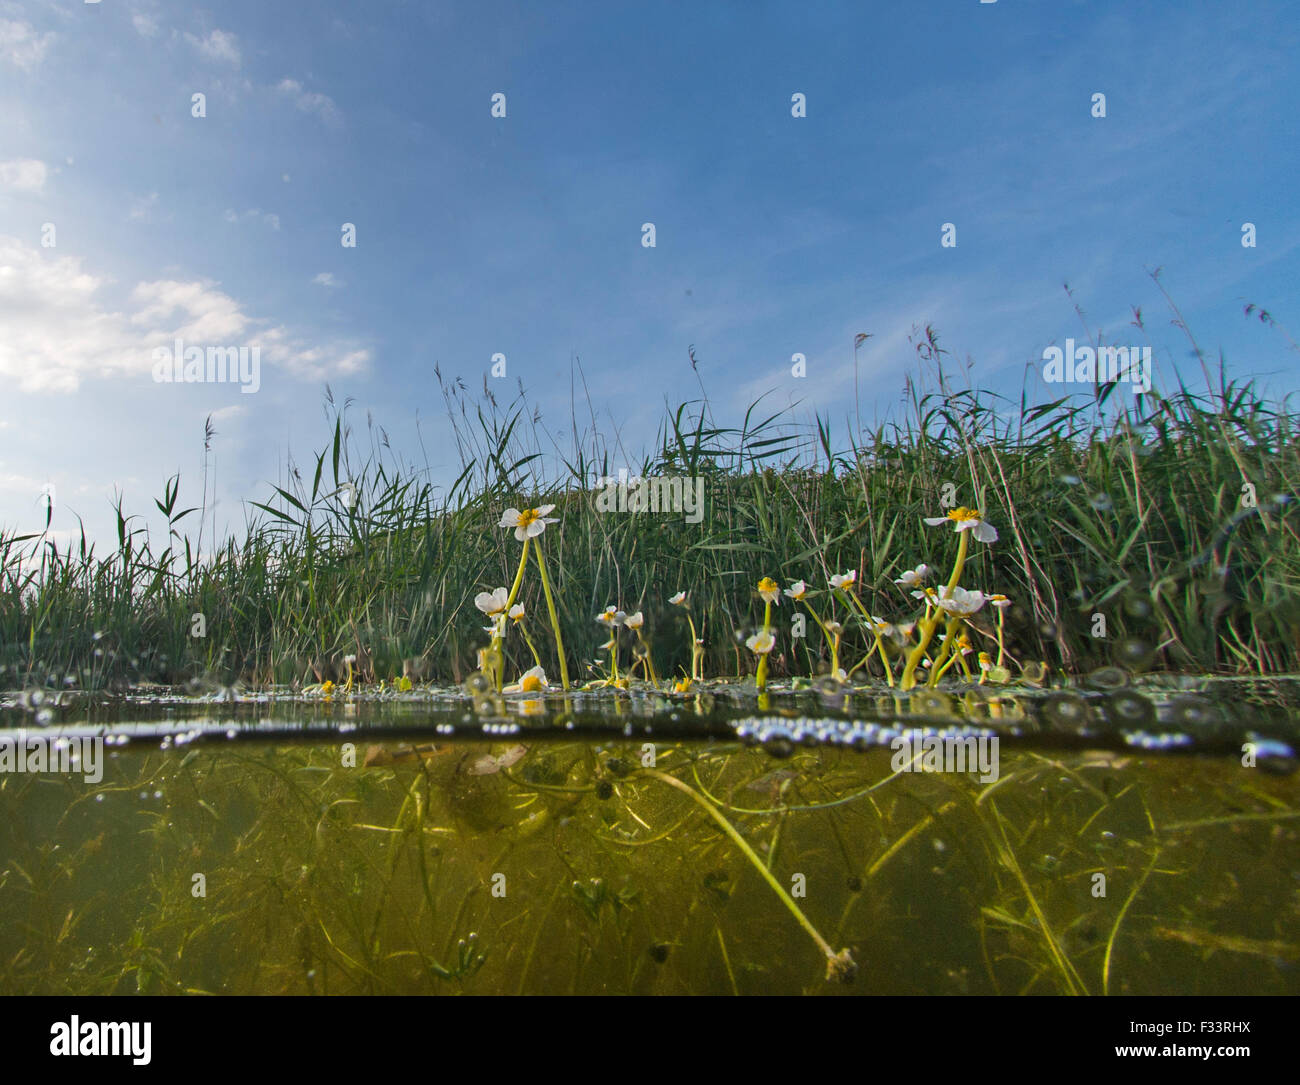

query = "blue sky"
[1,0,1297,552]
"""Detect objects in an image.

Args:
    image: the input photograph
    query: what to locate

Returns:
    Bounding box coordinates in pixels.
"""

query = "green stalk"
[902,528,969,690]
[488,537,533,692]
[515,619,543,670]
[685,613,703,681]
[635,630,660,687]
[532,538,570,690]
[930,617,963,683]
[802,601,841,678]
[642,768,856,983]
[755,599,772,691]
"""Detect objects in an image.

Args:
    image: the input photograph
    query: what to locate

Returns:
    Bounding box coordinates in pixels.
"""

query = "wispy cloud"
[186,28,241,66]
[276,78,340,125]
[131,13,159,39]
[0,17,53,70]
[0,157,47,194]
[223,208,280,231]
[312,272,341,288]
[0,236,372,394]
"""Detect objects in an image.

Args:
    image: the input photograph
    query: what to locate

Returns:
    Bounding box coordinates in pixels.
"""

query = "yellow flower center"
[517,508,541,529]
[521,673,544,692]
[948,507,981,522]
[758,577,778,594]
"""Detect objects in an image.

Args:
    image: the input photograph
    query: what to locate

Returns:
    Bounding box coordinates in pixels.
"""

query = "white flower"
[894,564,930,587]
[624,611,644,630]
[830,570,856,590]
[669,591,688,606]
[499,504,559,542]
[784,580,808,601]
[935,586,986,615]
[475,587,509,615]
[989,593,1012,609]
[757,577,781,604]
[746,630,776,654]
[508,603,526,621]
[510,666,548,693]
[597,606,627,627]
[923,507,997,544]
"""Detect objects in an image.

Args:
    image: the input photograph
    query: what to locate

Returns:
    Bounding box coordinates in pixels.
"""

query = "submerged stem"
[641,767,856,984]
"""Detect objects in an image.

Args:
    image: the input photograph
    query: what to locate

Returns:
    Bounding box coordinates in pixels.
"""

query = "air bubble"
[1103,690,1154,727]
[1085,666,1129,690]
[1123,596,1153,619]
[1115,638,1154,671]
[813,674,843,697]
[1043,693,1089,732]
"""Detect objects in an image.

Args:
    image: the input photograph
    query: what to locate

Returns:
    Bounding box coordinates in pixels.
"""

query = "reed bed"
[3,312,1298,692]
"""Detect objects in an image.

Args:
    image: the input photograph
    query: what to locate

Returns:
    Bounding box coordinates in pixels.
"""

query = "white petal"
[536,504,556,516]
[973,522,998,543]
[500,508,522,527]
[924,517,949,527]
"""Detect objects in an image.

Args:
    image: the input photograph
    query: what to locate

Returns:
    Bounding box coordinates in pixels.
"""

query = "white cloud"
[276,78,340,124]
[0,236,372,394]
[312,272,340,288]
[186,29,240,66]
[0,158,47,194]
[0,18,53,70]
[132,13,159,38]
[222,208,280,231]
[251,327,370,380]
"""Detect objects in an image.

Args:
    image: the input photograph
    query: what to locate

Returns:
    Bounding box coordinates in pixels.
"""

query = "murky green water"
[2,678,1297,994]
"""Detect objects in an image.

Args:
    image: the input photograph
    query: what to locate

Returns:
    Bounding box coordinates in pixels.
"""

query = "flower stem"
[532,538,570,691]
[636,631,660,688]
[505,538,531,611]
[803,603,841,678]
[755,600,772,691]
[901,529,969,690]
[517,621,543,670]
[641,767,856,983]
[685,613,703,681]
